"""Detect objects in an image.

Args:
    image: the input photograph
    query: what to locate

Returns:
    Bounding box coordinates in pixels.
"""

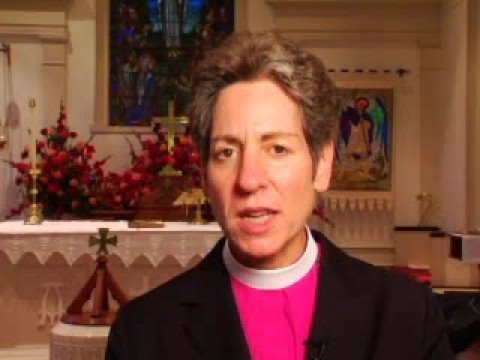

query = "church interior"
[0,0,479,358]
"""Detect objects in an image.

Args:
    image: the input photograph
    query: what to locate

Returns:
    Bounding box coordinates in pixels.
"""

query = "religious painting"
[109,0,234,126]
[331,89,393,190]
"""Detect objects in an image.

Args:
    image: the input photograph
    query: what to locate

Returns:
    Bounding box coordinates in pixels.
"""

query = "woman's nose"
[235,151,267,194]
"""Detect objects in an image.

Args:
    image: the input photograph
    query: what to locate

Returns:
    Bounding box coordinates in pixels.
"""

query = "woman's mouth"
[237,208,278,233]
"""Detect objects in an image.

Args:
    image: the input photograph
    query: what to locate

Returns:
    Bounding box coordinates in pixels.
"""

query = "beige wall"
[66,0,96,140]
[312,47,423,226]
[420,48,444,226]
[0,43,48,220]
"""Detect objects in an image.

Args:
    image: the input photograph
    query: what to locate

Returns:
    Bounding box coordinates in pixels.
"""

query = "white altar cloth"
[0,220,223,267]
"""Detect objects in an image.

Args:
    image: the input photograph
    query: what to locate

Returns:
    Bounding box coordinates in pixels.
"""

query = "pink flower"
[131,172,142,181]
[166,155,175,166]
[47,183,59,193]
[53,170,63,180]
[47,148,57,157]
[69,178,79,187]
[13,162,30,173]
[189,151,200,165]
[52,151,68,166]
[60,130,70,140]
[142,139,153,148]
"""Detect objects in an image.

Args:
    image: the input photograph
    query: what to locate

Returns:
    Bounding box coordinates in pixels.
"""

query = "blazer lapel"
[307,232,376,360]
[180,239,251,360]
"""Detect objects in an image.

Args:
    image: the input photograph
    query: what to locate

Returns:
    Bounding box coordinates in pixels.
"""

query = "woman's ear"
[313,141,334,192]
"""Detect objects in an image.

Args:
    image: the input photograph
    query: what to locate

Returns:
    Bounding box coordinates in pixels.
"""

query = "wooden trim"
[94,0,109,131]
[0,23,67,42]
[90,124,152,135]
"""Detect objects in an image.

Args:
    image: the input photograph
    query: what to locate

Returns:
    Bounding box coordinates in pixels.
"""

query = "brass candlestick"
[173,188,209,224]
[190,188,208,225]
[0,118,7,149]
[0,132,6,149]
[25,166,43,225]
[416,192,433,226]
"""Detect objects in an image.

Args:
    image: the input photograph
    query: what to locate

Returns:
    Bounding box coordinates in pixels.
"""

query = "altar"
[0,220,223,355]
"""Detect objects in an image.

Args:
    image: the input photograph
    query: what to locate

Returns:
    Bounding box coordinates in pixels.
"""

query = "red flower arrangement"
[6,107,109,219]
[95,123,201,210]
[7,108,202,219]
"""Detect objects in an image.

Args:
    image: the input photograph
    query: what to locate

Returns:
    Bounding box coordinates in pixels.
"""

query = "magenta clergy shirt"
[224,229,321,360]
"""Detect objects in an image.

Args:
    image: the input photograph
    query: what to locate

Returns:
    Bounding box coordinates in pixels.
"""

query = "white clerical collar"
[222,227,318,290]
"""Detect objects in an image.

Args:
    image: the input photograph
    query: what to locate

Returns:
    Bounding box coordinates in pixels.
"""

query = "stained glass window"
[109,0,234,126]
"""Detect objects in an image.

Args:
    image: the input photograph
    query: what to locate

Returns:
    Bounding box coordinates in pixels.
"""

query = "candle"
[29,98,38,169]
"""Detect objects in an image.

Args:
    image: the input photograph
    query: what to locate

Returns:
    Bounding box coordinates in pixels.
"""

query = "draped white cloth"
[0,220,223,267]
[50,323,110,360]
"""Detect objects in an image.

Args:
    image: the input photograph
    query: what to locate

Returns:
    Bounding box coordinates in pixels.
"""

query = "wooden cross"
[154,100,189,150]
[63,227,128,325]
[89,228,117,255]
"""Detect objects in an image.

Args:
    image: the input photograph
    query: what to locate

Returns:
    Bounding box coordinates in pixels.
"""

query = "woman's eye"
[272,145,288,155]
[214,148,234,160]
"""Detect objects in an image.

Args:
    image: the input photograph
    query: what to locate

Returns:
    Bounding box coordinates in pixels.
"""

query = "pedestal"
[50,322,110,360]
[394,226,439,268]
[430,233,480,287]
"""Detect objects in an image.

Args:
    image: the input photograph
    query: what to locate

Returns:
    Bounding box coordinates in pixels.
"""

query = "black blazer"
[105,230,454,359]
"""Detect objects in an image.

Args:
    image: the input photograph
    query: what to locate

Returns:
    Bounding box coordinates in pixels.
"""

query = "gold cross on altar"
[154,101,189,150]
[89,228,117,255]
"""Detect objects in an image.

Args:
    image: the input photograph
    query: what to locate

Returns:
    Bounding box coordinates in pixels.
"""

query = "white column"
[466,0,480,230]
[440,0,468,232]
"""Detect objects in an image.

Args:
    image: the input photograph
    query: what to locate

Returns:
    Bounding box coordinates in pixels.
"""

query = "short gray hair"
[190,31,339,163]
